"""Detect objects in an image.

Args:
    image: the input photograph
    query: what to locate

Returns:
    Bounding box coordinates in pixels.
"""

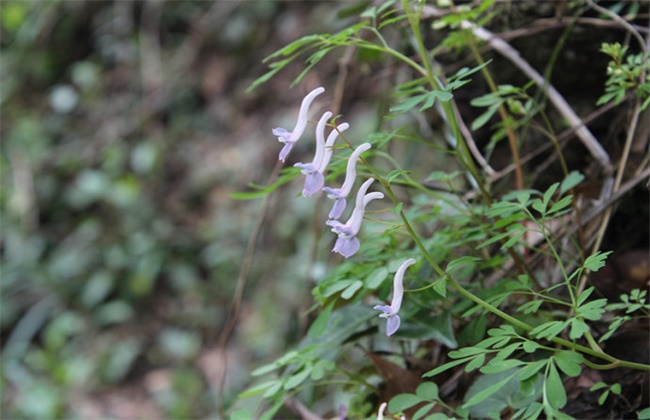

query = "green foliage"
[598,42,650,110]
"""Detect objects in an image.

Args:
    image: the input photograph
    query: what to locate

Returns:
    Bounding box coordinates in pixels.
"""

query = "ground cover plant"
[232,0,650,418]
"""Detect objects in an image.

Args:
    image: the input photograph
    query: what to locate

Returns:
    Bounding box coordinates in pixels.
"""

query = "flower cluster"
[273,86,380,259]
[273,87,417,337]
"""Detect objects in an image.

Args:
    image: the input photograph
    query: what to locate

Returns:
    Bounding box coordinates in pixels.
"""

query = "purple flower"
[374,258,416,336]
[322,142,372,219]
[273,86,325,162]
[326,177,383,258]
[294,111,331,196]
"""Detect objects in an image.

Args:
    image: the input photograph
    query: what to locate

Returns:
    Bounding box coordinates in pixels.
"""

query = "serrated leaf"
[577,298,607,321]
[583,251,613,272]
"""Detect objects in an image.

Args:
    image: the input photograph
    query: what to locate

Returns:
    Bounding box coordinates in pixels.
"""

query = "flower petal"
[385,315,401,336]
[328,197,347,219]
[302,172,324,197]
[279,143,293,162]
[333,236,360,258]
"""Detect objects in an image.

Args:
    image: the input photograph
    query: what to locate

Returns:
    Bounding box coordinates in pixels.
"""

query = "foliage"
[235,0,650,419]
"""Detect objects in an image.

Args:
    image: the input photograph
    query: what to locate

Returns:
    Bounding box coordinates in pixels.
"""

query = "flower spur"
[374,258,417,336]
[326,177,383,258]
[272,86,325,162]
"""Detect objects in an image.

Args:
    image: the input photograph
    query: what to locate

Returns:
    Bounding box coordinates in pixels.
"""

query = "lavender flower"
[294,111,331,196]
[326,177,383,258]
[273,86,325,162]
[318,121,350,175]
[322,142,371,219]
[374,258,416,336]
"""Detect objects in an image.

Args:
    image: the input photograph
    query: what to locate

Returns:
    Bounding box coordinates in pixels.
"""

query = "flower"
[319,121,350,175]
[326,177,383,258]
[374,258,417,336]
[322,142,371,219]
[273,86,325,162]
[294,111,331,197]
[377,402,387,420]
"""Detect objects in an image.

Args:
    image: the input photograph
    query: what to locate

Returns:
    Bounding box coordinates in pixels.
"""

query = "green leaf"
[307,302,333,339]
[341,280,363,300]
[577,287,595,306]
[548,195,573,214]
[518,359,548,382]
[389,393,426,413]
[577,299,607,321]
[530,320,569,340]
[283,366,312,390]
[542,183,559,207]
[423,357,472,378]
[560,171,584,194]
[433,277,446,298]
[413,403,437,420]
[449,346,485,358]
[569,318,590,340]
[230,408,252,420]
[639,407,650,420]
[546,363,567,409]
[553,351,583,377]
[366,266,389,289]
[480,359,524,374]
[238,380,278,398]
[463,372,518,408]
[386,169,410,183]
[518,300,543,315]
[446,256,481,274]
[465,353,486,372]
[416,382,439,400]
[471,103,500,130]
[589,381,608,392]
[522,340,540,353]
[583,251,613,272]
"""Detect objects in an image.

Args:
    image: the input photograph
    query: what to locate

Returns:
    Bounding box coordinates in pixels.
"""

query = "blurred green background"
[1,1,362,417]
